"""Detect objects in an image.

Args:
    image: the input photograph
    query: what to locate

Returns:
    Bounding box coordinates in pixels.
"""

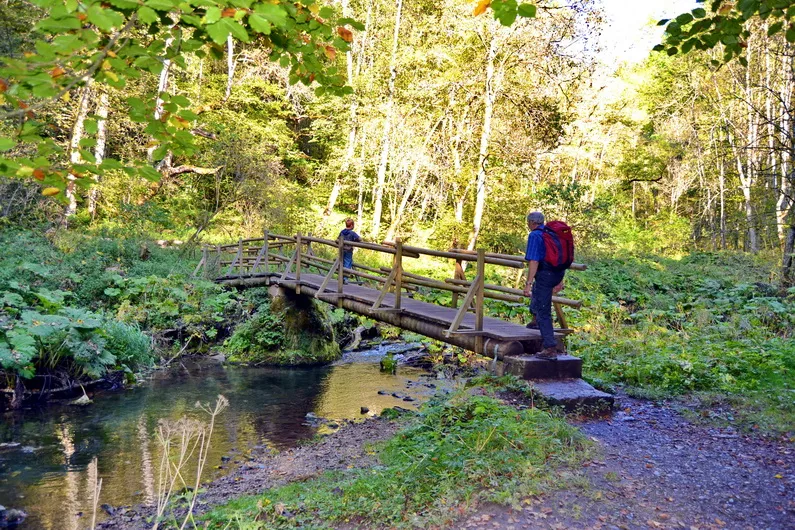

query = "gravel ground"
[459,395,794,530]
[97,395,794,530]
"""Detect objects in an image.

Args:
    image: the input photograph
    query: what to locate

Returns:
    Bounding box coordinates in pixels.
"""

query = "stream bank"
[0,348,440,530]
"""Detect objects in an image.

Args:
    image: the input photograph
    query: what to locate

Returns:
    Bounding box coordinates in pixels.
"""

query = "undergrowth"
[204,387,591,529]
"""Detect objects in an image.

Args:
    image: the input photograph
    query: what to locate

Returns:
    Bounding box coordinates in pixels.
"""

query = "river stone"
[360,406,369,414]
[101,504,115,516]
[0,508,27,527]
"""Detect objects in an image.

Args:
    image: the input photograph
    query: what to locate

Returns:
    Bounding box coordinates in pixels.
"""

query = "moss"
[225,289,341,366]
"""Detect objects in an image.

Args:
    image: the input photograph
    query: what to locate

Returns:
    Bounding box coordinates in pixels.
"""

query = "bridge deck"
[218,272,550,344]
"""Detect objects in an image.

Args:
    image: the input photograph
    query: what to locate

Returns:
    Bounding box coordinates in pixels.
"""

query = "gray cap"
[527,211,544,225]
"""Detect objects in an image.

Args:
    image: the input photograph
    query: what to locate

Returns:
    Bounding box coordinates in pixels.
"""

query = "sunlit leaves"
[657,0,795,64]
[0,0,358,197]
[477,0,537,26]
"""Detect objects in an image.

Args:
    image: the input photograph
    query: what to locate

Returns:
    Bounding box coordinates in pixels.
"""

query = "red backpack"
[537,221,574,272]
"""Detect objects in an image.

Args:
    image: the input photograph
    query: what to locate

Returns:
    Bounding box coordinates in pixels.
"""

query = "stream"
[0,344,440,529]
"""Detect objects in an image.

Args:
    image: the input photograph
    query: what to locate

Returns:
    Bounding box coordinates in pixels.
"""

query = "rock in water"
[0,508,28,527]
[360,406,369,414]
[101,504,115,516]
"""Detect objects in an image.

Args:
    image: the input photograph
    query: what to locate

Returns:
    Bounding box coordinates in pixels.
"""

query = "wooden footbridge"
[194,232,586,367]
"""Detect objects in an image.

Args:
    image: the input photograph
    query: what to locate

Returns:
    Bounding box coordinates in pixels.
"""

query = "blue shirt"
[525,226,545,262]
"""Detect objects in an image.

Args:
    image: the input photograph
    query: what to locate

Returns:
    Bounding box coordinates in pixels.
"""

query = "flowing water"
[0,346,440,529]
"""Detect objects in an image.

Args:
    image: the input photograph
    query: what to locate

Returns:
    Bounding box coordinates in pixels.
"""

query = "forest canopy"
[0,0,792,285]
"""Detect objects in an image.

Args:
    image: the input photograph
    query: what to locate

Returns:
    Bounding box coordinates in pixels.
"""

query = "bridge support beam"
[335,298,524,359]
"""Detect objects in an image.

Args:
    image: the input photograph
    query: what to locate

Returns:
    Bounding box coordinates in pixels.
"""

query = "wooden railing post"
[394,237,403,310]
[237,238,243,276]
[263,229,269,275]
[451,258,464,308]
[295,233,302,294]
[337,236,345,297]
[215,244,221,278]
[475,249,485,354]
[193,244,208,278]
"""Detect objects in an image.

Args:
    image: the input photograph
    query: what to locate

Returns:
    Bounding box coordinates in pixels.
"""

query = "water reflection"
[0,358,436,529]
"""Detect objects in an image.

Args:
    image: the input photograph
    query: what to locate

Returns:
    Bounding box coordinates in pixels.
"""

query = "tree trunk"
[384,117,441,241]
[147,38,173,163]
[467,31,499,251]
[88,89,109,219]
[783,224,795,287]
[777,45,793,243]
[743,40,759,252]
[65,83,93,224]
[223,35,236,103]
[371,0,403,238]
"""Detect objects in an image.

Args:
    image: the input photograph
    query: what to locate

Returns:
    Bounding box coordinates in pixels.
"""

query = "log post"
[394,237,403,310]
[337,236,345,308]
[263,229,269,276]
[295,232,302,294]
[475,249,485,354]
[237,238,244,276]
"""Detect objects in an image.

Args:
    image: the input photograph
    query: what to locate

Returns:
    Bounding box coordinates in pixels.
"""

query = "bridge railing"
[194,231,584,344]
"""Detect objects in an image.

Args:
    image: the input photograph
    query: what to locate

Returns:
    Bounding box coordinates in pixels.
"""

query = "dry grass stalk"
[152,394,229,530]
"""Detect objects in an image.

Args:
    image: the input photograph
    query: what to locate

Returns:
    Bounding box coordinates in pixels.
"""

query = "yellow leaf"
[309,3,319,14]
[60,92,70,102]
[105,71,119,82]
[102,60,112,70]
[42,187,60,196]
[473,0,490,16]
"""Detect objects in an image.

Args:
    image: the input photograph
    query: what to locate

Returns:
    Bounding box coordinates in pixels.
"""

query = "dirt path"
[98,396,793,530]
[461,396,794,530]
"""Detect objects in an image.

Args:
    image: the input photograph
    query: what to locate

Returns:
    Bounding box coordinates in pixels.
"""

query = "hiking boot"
[525,321,539,329]
[536,347,558,359]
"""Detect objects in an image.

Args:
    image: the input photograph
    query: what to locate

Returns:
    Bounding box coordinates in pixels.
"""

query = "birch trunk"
[324,0,360,216]
[147,38,173,163]
[743,41,759,252]
[65,83,93,223]
[384,118,441,241]
[370,0,403,238]
[223,35,236,103]
[88,89,109,218]
[467,32,499,250]
[777,46,793,243]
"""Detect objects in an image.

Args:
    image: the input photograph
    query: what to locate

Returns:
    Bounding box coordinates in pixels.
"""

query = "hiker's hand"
[553,281,564,295]
[523,284,532,297]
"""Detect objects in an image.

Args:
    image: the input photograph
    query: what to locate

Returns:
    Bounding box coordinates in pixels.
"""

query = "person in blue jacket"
[522,211,565,359]
[339,218,362,283]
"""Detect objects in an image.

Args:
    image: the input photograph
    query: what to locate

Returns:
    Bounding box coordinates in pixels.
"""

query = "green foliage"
[0,282,153,380]
[562,251,795,430]
[204,391,590,529]
[655,0,795,64]
[225,296,340,366]
[0,0,356,196]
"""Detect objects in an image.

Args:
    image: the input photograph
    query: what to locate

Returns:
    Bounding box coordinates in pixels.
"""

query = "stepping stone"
[498,354,582,379]
[531,379,614,412]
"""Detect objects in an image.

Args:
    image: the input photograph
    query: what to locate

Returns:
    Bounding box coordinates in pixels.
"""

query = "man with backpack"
[522,211,574,359]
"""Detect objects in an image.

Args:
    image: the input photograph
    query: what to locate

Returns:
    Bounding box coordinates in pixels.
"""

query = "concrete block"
[503,354,582,380]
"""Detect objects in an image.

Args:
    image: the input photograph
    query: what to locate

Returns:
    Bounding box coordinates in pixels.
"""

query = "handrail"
[444,278,582,308]
[448,248,587,271]
[205,230,587,340]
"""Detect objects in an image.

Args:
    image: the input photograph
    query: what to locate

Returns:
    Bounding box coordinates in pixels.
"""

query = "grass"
[203,381,592,529]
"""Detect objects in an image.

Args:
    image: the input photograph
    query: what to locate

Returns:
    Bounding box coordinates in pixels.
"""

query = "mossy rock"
[225,289,341,366]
